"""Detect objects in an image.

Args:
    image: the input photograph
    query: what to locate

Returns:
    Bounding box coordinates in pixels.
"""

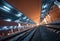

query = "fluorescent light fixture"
[4,2,13,8]
[15,13,22,17]
[9,26,13,29]
[4,19,12,22]
[41,10,46,12]
[2,26,8,30]
[3,0,13,8]
[15,20,20,23]
[0,7,9,12]
[23,16,27,19]
[3,26,7,28]
[3,6,10,10]
[14,26,17,29]
[42,4,48,8]
[0,6,10,12]
[27,19,29,20]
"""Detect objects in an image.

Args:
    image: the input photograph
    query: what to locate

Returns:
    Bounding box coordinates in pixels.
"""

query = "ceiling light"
[15,18,21,22]
[42,4,48,8]
[23,16,27,19]
[27,19,29,20]
[4,2,13,8]
[0,7,9,12]
[41,10,46,12]
[3,6,10,10]
[2,26,8,30]
[9,26,13,29]
[4,18,12,22]
[15,13,22,17]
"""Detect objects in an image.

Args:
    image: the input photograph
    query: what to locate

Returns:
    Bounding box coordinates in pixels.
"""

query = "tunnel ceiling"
[0,0,36,26]
[41,0,55,21]
[4,0,60,24]
[5,0,41,24]
[41,0,60,22]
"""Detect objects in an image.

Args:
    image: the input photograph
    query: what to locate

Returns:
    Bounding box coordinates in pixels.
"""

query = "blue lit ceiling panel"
[0,0,35,24]
[40,0,55,21]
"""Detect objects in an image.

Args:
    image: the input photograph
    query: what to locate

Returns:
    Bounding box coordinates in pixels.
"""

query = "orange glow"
[36,23,39,26]
[33,17,40,25]
[6,0,41,24]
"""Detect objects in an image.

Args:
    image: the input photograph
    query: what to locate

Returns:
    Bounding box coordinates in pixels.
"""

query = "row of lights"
[0,6,11,12]
[41,1,49,21]
[41,0,60,22]
[0,0,35,30]
[0,26,22,31]
[0,0,33,24]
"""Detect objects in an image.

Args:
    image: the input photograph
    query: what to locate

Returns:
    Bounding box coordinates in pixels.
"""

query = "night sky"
[6,0,41,24]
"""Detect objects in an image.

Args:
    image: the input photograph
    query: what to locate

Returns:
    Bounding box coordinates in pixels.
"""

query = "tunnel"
[0,0,60,41]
